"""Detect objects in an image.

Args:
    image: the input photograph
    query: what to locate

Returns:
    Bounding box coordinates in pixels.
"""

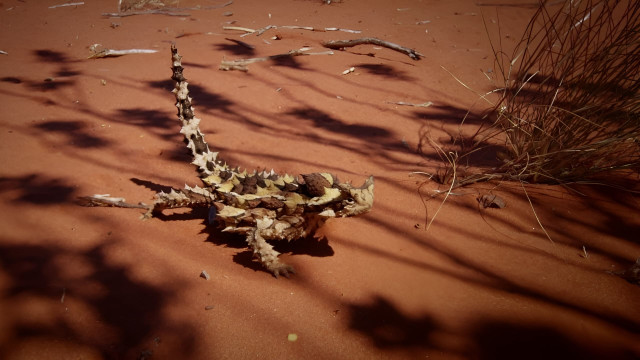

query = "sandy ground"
[1,0,639,359]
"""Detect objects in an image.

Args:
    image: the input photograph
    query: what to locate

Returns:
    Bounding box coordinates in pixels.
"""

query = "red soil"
[1,0,639,359]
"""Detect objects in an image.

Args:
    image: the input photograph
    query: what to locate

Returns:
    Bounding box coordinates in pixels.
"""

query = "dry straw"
[429,0,640,188]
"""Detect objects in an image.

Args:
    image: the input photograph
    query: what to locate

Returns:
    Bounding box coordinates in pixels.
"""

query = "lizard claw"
[271,264,296,279]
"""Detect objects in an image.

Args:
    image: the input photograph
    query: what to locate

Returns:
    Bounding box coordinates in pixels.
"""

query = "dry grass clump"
[431,0,640,187]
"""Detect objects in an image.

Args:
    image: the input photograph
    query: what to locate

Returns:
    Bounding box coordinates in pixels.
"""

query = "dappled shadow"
[470,320,631,360]
[355,63,416,81]
[1,76,23,84]
[287,107,391,138]
[33,49,73,63]
[27,78,75,92]
[271,55,305,69]
[112,108,176,140]
[0,174,76,204]
[346,294,639,359]
[0,241,196,358]
[213,41,256,56]
[348,296,438,349]
[29,49,80,91]
[34,119,110,148]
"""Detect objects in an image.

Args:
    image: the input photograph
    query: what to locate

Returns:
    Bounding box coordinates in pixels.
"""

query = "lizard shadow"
[131,177,335,273]
[128,177,335,273]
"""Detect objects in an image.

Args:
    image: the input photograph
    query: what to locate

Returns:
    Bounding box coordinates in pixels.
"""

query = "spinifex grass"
[432,0,640,187]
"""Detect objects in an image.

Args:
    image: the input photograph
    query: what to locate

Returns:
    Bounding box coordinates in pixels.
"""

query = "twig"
[224,25,361,37]
[322,38,423,60]
[49,2,84,8]
[0,50,7,55]
[386,101,433,107]
[223,26,257,34]
[88,48,158,59]
[279,25,362,34]
[219,47,333,71]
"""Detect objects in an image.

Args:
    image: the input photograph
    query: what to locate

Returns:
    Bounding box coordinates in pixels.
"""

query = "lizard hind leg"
[246,226,295,279]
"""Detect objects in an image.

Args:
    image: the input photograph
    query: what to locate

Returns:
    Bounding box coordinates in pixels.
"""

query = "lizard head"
[335,175,374,217]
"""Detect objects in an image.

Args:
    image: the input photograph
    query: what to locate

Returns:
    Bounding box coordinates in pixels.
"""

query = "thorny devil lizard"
[79,45,374,278]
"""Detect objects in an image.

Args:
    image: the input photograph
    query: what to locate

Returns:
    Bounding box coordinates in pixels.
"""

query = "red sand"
[1,0,639,359]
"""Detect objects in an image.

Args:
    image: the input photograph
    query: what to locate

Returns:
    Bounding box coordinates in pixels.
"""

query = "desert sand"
[1,0,639,359]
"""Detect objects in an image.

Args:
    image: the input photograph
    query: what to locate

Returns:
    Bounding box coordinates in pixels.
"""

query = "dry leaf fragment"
[477,194,506,209]
[200,270,211,280]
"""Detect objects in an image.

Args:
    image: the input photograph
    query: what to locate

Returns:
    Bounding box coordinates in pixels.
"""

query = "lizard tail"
[170,44,224,179]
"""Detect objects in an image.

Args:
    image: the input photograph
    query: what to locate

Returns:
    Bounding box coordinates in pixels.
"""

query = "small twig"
[88,48,158,59]
[279,25,362,34]
[219,47,333,71]
[386,101,433,107]
[580,245,589,258]
[224,25,361,37]
[322,38,423,60]
[49,2,84,8]
[0,50,7,55]
[77,194,149,209]
[223,26,257,34]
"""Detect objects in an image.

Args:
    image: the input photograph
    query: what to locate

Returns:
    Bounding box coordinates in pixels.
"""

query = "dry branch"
[322,38,423,60]
[88,47,158,59]
[224,25,361,37]
[49,2,84,8]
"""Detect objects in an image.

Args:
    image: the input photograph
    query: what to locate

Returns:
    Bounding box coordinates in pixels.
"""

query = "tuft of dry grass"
[428,0,640,188]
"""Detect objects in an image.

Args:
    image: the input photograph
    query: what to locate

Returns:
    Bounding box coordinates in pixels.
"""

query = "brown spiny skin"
[79,45,374,278]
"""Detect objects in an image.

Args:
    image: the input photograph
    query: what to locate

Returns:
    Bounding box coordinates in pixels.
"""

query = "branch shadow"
[212,41,256,56]
[346,295,636,358]
[355,63,417,82]
[348,296,438,349]
[286,107,391,138]
[0,174,76,205]
[34,119,111,148]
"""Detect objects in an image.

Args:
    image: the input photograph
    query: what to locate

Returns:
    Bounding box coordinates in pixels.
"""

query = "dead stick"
[322,38,423,60]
